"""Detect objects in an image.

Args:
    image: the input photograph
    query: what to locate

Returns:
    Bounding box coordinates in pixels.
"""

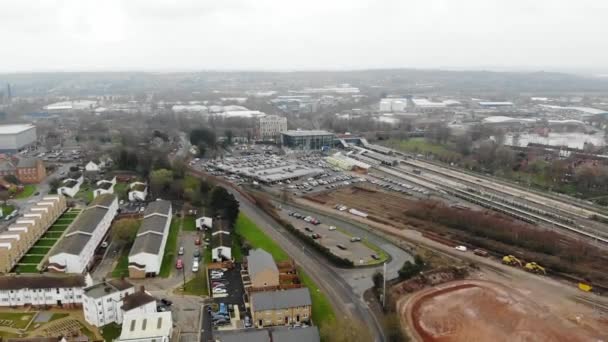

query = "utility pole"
[382,261,387,309]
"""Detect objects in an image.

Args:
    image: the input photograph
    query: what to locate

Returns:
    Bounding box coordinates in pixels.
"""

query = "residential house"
[128,200,172,278]
[214,327,320,342]
[93,176,116,198]
[85,161,102,172]
[211,220,232,262]
[48,194,118,273]
[0,273,92,307]
[82,279,135,327]
[250,288,312,327]
[117,311,173,342]
[128,182,147,202]
[195,216,212,230]
[58,174,84,198]
[272,326,320,342]
[0,195,67,273]
[246,249,279,288]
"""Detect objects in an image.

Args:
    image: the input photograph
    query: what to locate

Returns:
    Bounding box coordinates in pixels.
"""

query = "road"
[227,189,386,342]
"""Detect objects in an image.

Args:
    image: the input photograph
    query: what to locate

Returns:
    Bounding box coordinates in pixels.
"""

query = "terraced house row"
[48,194,118,274]
[0,195,67,273]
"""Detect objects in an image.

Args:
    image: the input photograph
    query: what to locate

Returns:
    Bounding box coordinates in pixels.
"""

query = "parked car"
[328,226,337,231]
[195,237,202,245]
[161,298,173,306]
[193,249,201,260]
[176,258,183,269]
[455,245,468,252]
[178,246,184,255]
[350,237,361,242]
[192,260,199,272]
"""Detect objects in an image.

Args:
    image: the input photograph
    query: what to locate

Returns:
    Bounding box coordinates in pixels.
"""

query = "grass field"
[27,247,50,255]
[112,249,129,278]
[158,216,181,277]
[76,184,94,204]
[55,218,75,224]
[232,235,243,262]
[100,323,122,341]
[15,185,36,199]
[0,312,35,329]
[235,213,335,328]
[181,272,208,296]
[1,205,15,217]
[12,264,38,273]
[33,239,57,247]
[114,183,129,200]
[235,214,289,261]
[48,225,70,232]
[44,232,64,239]
[182,216,196,231]
[18,255,44,264]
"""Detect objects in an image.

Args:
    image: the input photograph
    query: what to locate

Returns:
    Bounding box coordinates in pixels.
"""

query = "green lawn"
[14,185,36,199]
[100,323,122,341]
[158,217,181,277]
[0,312,35,329]
[27,247,50,255]
[1,204,15,217]
[182,272,208,296]
[13,264,38,273]
[299,268,336,329]
[232,235,243,262]
[33,239,57,247]
[43,232,63,239]
[48,313,69,322]
[182,216,196,231]
[235,213,289,261]
[55,218,75,224]
[235,213,335,328]
[48,225,69,232]
[111,249,129,278]
[19,255,44,264]
[76,184,94,204]
[114,182,129,200]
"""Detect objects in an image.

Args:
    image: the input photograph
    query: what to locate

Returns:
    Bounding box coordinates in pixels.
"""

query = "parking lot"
[279,208,381,265]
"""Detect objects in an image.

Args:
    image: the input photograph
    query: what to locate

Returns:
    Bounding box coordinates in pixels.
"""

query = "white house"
[211,221,232,262]
[0,274,92,307]
[83,279,135,327]
[195,216,212,230]
[57,174,84,198]
[128,200,172,278]
[93,176,117,198]
[83,280,157,328]
[85,161,102,172]
[128,182,148,202]
[48,194,118,273]
[117,311,173,342]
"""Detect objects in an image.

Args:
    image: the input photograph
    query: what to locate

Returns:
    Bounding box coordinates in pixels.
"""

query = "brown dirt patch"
[402,280,602,342]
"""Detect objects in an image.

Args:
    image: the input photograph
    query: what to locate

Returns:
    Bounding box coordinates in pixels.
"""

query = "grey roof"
[53,233,92,255]
[214,330,270,342]
[66,207,108,234]
[281,130,334,137]
[251,288,312,311]
[212,232,232,248]
[91,194,116,207]
[84,279,133,299]
[247,249,278,279]
[129,232,163,256]
[97,182,113,190]
[144,200,171,217]
[0,274,86,290]
[138,215,169,235]
[272,327,320,342]
[17,158,37,168]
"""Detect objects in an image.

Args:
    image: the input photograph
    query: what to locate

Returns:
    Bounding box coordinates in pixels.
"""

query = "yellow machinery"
[502,255,523,267]
[524,262,546,275]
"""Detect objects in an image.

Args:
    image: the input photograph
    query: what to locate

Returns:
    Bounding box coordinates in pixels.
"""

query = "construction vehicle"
[524,262,546,275]
[502,255,523,267]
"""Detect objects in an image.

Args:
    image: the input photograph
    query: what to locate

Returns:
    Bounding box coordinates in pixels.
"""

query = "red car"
[195,237,202,245]
[176,258,183,269]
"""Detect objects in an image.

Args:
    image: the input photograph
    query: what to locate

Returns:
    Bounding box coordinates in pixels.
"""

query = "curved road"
[228,189,387,342]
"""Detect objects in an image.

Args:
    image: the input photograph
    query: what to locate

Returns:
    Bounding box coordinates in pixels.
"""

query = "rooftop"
[251,288,312,311]
[90,194,116,207]
[119,312,172,340]
[17,158,38,168]
[214,330,269,342]
[0,274,86,290]
[143,200,172,217]
[247,249,278,280]
[272,327,320,342]
[84,279,133,299]
[0,124,35,135]
[212,231,232,248]
[121,289,156,311]
[281,130,334,137]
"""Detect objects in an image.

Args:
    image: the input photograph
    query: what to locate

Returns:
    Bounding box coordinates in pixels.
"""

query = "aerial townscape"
[1,1,608,342]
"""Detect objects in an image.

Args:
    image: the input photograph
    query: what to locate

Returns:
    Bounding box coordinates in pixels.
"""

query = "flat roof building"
[0,124,37,153]
[281,130,335,150]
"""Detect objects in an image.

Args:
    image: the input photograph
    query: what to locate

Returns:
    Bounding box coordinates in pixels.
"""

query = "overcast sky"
[1,0,607,73]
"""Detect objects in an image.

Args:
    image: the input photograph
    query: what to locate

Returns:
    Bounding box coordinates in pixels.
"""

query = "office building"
[281,130,335,150]
[257,115,287,141]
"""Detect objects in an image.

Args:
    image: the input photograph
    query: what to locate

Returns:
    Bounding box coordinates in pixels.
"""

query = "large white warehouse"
[0,124,37,153]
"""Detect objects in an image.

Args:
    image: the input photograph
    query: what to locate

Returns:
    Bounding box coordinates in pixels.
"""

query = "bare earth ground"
[400,279,607,342]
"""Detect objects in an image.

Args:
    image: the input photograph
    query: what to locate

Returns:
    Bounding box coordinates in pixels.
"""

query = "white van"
[192,260,199,272]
